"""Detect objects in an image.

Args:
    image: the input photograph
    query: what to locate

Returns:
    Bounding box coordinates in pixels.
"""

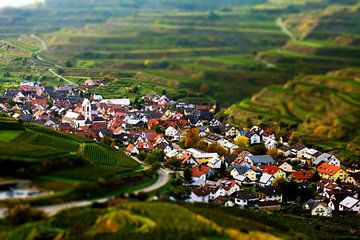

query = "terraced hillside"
[0,118,138,167]
[37,10,291,103]
[1,202,359,240]
[225,68,360,164]
[1,0,359,103]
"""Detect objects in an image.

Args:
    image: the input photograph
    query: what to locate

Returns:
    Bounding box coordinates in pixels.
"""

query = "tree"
[138,151,147,162]
[289,131,300,145]
[64,60,73,68]
[184,167,192,182]
[151,161,161,171]
[234,136,249,149]
[267,147,279,159]
[248,144,267,155]
[165,157,181,170]
[207,143,228,156]
[180,128,200,148]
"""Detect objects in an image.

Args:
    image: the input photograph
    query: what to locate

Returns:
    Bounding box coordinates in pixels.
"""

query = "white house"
[259,173,275,187]
[188,187,210,203]
[291,144,308,158]
[249,133,261,145]
[339,196,360,212]
[165,126,178,138]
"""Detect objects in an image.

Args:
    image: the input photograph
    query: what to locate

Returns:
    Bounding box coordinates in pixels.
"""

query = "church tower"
[82,98,92,121]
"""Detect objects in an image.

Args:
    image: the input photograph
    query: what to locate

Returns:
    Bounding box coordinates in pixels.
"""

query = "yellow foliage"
[235,136,249,148]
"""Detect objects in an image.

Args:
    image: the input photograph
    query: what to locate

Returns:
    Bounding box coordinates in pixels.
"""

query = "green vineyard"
[29,132,81,152]
[84,144,118,166]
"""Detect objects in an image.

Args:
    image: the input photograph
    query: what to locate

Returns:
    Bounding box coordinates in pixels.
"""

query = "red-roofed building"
[192,165,211,180]
[136,141,154,152]
[147,119,159,129]
[262,165,286,179]
[290,170,314,182]
[31,99,47,107]
[317,163,348,182]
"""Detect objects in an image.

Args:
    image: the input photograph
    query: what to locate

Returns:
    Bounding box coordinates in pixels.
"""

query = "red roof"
[218,180,237,191]
[317,163,341,176]
[137,141,154,151]
[31,99,47,107]
[292,171,314,181]
[192,186,210,196]
[147,119,159,128]
[192,165,210,178]
[262,165,281,175]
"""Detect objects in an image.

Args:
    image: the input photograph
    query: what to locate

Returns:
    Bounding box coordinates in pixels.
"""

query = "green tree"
[184,167,192,182]
[151,161,161,171]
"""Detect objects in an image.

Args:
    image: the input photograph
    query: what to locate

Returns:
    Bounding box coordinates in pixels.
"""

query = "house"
[317,163,348,182]
[339,196,360,212]
[231,190,259,208]
[225,126,239,138]
[211,196,230,206]
[217,139,239,153]
[314,153,340,166]
[248,155,274,167]
[262,165,286,180]
[309,201,332,217]
[279,162,294,173]
[189,187,210,203]
[192,165,211,180]
[258,186,283,203]
[249,133,261,145]
[259,173,275,187]
[328,192,352,211]
[278,145,291,157]
[207,185,226,200]
[303,148,322,161]
[291,143,307,158]
[345,172,360,186]
[125,144,139,155]
[230,165,257,182]
[165,126,178,138]
[192,152,219,164]
[218,180,240,196]
[290,170,314,183]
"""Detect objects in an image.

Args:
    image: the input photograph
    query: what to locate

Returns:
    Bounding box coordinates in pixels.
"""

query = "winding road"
[30,34,77,85]
[276,17,296,41]
[0,167,172,218]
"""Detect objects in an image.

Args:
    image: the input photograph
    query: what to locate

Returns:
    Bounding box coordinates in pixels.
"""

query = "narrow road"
[276,17,296,41]
[30,34,47,52]
[0,167,172,218]
[133,168,171,194]
[30,34,75,84]
[48,68,77,86]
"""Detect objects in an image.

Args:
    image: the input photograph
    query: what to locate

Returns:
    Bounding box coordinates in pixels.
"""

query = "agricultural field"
[0,118,145,204]
[224,68,360,165]
[0,201,358,240]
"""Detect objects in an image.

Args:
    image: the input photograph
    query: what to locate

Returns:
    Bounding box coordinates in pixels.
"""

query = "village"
[0,79,359,217]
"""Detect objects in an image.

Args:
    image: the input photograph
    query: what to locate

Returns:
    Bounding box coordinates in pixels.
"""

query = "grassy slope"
[225,68,360,164]
[0,202,359,240]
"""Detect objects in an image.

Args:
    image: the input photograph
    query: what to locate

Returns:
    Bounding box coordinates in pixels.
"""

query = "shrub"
[7,205,45,225]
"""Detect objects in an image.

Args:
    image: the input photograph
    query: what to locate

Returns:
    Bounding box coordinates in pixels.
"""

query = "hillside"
[224,68,360,164]
[0,201,359,240]
[0,118,150,205]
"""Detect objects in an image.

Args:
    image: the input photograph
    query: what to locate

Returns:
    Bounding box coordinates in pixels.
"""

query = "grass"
[0,130,24,142]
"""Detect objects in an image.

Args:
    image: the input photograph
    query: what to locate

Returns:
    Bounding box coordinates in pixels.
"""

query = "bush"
[7,205,45,225]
